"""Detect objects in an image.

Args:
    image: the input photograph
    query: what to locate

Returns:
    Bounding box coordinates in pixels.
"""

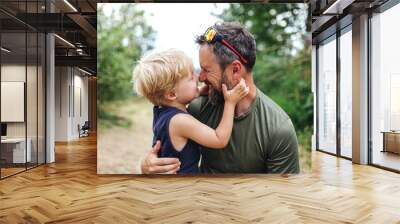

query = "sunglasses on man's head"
[202,27,248,65]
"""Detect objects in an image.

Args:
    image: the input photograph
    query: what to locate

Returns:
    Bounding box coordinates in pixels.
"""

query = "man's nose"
[199,72,206,82]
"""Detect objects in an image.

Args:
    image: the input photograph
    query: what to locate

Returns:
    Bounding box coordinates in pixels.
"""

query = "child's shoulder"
[169,112,197,132]
[154,106,185,116]
[154,106,193,124]
[170,112,194,123]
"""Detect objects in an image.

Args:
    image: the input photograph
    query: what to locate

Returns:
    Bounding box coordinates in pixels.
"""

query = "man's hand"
[140,141,181,174]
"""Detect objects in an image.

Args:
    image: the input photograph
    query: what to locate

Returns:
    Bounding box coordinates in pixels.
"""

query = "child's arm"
[171,79,249,149]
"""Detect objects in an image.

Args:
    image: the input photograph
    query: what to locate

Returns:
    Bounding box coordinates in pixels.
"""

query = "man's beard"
[208,71,233,106]
[208,87,223,106]
[222,72,234,90]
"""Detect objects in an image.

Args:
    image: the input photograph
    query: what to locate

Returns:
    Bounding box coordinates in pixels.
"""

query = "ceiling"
[7,0,391,73]
[311,0,390,44]
[0,0,97,75]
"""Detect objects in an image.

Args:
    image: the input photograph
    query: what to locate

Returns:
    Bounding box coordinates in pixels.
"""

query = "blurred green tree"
[97,4,155,124]
[218,3,312,140]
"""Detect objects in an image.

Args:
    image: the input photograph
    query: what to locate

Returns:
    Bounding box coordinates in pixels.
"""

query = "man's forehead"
[200,48,215,65]
[200,44,214,55]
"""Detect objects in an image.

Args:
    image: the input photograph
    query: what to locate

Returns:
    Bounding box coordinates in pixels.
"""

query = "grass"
[98,97,147,129]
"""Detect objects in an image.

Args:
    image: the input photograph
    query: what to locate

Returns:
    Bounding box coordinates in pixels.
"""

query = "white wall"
[55,66,69,141]
[1,63,46,164]
[55,67,89,141]
[1,65,26,134]
[1,65,36,138]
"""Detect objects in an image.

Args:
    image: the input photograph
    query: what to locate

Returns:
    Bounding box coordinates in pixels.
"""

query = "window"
[317,36,337,154]
[0,1,46,179]
[339,28,352,158]
[370,3,400,171]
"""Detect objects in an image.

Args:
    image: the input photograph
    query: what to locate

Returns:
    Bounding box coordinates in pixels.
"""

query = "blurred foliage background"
[98,3,312,171]
[97,4,155,127]
[219,4,312,168]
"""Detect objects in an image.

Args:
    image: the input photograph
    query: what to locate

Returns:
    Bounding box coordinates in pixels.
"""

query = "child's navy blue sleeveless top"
[152,106,200,174]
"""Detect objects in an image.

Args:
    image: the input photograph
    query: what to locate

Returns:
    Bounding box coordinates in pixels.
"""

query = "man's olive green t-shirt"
[187,88,300,174]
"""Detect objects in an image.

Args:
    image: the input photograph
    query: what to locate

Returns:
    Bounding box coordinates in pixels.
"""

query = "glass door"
[317,35,337,155]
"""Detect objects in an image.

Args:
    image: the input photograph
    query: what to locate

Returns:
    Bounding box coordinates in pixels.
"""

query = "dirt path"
[98,97,310,174]
[98,97,153,174]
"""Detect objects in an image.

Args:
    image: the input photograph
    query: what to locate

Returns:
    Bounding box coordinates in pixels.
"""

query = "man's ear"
[163,90,177,101]
[232,60,242,81]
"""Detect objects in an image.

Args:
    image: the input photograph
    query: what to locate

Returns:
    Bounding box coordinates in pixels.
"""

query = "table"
[381,131,400,154]
[1,138,31,163]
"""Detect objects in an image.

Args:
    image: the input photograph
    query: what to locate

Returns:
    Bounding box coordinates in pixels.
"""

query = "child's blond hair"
[132,49,194,106]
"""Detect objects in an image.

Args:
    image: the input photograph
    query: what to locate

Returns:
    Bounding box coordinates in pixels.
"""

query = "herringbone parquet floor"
[1,134,400,223]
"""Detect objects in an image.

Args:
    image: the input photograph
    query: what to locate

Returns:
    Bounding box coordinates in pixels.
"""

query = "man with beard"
[139,22,300,174]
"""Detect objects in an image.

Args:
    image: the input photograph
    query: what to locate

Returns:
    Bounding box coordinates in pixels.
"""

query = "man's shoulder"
[255,89,296,142]
[256,89,298,164]
[256,89,290,122]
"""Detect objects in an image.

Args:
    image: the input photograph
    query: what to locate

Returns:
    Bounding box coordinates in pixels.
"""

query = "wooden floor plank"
[0,134,400,223]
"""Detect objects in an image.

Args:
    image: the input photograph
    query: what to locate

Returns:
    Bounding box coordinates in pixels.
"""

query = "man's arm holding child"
[139,140,181,174]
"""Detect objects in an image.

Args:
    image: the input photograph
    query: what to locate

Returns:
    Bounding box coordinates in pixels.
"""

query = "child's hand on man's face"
[222,78,249,104]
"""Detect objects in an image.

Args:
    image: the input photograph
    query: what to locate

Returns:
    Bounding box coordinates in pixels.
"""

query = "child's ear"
[164,90,177,101]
